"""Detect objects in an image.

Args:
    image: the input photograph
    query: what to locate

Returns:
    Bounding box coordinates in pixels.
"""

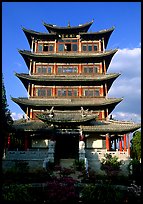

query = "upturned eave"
[43,20,94,34]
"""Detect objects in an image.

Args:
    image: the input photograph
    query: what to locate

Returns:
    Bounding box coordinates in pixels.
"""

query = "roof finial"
[68,21,70,27]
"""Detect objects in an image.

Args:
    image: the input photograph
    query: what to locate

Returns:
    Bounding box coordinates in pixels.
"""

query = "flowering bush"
[43,177,78,203]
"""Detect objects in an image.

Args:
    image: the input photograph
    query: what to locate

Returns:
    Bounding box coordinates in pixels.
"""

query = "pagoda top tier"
[43,20,94,34]
[22,25,114,49]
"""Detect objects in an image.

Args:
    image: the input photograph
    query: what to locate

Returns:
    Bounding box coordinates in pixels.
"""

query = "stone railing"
[86,149,130,161]
[3,149,48,161]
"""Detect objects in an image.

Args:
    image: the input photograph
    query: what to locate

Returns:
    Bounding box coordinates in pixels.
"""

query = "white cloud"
[14,62,23,67]
[109,48,141,77]
[11,112,24,120]
[110,112,141,123]
[108,47,141,122]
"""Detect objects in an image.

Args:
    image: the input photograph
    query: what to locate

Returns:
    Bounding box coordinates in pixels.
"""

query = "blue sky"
[2,2,141,123]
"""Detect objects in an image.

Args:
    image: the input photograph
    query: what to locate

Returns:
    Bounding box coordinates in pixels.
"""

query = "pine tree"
[1,74,13,157]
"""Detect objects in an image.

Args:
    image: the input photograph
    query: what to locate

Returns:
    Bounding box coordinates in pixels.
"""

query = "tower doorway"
[55,134,79,162]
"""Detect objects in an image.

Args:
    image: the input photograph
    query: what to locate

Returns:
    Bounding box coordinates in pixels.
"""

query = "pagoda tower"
[5,20,140,174]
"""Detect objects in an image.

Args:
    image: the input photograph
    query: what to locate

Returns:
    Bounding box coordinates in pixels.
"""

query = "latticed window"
[38,89,46,97]
[47,89,52,96]
[36,88,52,97]
[38,44,43,52]
[37,43,54,52]
[57,66,78,74]
[83,66,98,74]
[83,89,100,97]
[82,43,98,52]
[57,39,78,52]
[47,67,52,74]
[36,65,53,74]
[57,88,78,97]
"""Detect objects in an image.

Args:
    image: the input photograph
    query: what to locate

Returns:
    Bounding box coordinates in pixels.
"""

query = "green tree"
[1,74,13,156]
[130,131,141,161]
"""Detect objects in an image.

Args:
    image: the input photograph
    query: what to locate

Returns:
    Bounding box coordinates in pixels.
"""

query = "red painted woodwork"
[106,134,110,150]
[79,64,82,74]
[119,137,122,151]
[8,134,10,149]
[79,86,82,97]
[128,134,130,156]
[123,134,127,151]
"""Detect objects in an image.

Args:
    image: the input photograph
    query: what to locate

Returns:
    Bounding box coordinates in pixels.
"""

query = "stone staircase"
[60,159,75,169]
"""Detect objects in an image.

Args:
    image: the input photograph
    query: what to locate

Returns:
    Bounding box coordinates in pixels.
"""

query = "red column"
[123,134,127,151]
[80,130,84,141]
[128,134,130,156]
[119,137,122,151]
[99,63,102,73]
[52,86,56,97]
[79,86,82,97]
[79,64,82,74]
[8,134,11,149]
[106,134,110,151]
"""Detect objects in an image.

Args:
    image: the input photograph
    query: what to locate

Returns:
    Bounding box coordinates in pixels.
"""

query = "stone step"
[60,159,75,168]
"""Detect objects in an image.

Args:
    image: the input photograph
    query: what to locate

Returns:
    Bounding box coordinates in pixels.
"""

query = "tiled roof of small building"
[81,120,141,134]
[11,118,141,134]
[11,119,53,132]
[36,109,98,124]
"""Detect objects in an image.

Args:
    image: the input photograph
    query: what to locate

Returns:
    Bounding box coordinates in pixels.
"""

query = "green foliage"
[130,131,141,161]
[101,153,122,177]
[2,184,33,202]
[128,159,141,184]
[1,74,13,158]
[73,159,85,171]
[60,167,75,177]
[2,74,13,129]
[81,183,127,203]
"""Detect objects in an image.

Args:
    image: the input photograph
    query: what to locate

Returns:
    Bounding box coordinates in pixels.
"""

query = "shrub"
[128,159,141,184]
[81,183,127,203]
[43,177,78,203]
[2,184,33,202]
[101,153,122,178]
[73,159,85,171]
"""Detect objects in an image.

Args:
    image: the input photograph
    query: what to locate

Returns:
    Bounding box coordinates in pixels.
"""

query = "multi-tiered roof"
[11,20,140,134]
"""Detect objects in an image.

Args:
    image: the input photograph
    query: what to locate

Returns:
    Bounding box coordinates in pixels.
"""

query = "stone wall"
[85,148,131,175]
[2,148,131,175]
[2,149,48,172]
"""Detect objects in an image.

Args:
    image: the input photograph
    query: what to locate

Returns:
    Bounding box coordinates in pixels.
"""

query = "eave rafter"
[18,49,118,69]
[81,120,141,134]
[11,97,123,115]
[15,72,120,89]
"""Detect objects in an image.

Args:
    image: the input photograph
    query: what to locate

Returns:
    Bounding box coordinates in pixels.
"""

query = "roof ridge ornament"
[49,106,54,118]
